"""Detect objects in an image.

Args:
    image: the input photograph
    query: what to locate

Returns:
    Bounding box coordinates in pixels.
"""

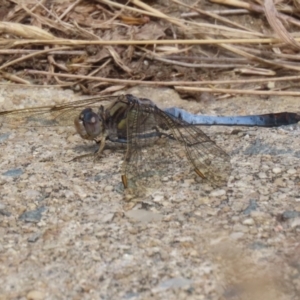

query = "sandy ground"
[0,85,300,300]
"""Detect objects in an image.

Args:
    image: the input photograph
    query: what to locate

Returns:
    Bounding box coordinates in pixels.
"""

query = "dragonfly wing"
[0,95,115,127]
[121,99,178,191]
[174,124,231,186]
[122,100,231,191]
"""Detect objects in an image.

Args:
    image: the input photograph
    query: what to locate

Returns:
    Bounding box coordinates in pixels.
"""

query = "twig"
[181,9,249,17]
[135,52,246,68]
[0,37,287,47]
[175,86,300,96]
[25,69,300,87]
[0,47,74,71]
[0,49,86,55]
[0,71,31,84]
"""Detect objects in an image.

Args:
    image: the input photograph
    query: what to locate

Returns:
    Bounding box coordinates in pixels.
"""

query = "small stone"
[230,232,244,239]
[272,167,282,174]
[124,292,140,299]
[0,208,11,216]
[243,199,258,215]
[220,206,230,213]
[125,209,163,223]
[261,232,269,238]
[153,194,164,203]
[196,197,210,205]
[250,211,269,223]
[249,241,267,250]
[233,224,249,233]
[205,208,218,216]
[287,168,296,175]
[210,189,226,197]
[101,213,115,223]
[282,210,300,221]
[243,218,254,226]
[0,133,10,143]
[153,277,192,293]
[27,290,45,300]
[274,178,286,187]
[19,206,47,223]
[104,185,113,192]
[258,172,267,179]
[2,168,23,177]
[290,218,300,228]
[28,232,41,243]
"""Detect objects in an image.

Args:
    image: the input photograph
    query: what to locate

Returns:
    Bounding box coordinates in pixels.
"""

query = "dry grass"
[1,0,300,97]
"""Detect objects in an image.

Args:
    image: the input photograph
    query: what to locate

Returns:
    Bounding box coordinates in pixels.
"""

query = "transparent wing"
[0,95,117,127]
[173,122,231,185]
[121,100,231,194]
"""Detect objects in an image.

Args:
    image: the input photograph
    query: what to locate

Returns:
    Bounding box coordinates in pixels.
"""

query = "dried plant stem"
[1,37,287,47]
[0,49,85,55]
[135,52,246,68]
[175,86,300,96]
[0,47,73,71]
[25,69,300,89]
[181,9,249,17]
[0,71,31,84]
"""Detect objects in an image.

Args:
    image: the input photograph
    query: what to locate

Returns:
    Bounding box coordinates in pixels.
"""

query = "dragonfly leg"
[121,174,128,188]
[93,134,107,160]
[69,133,107,162]
[194,168,206,179]
[150,125,176,140]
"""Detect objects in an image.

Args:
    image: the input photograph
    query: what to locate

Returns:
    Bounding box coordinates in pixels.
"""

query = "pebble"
[273,178,286,187]
[0,133,10,143]
[272,167,282,174]
[153,277,192,293]
[290,218,300,228]
[233,224,249,233]
[249,241,267,250]
[210,189,226,197]
[2,168,23,177]
[282,210,300,221]
[250,211,269,223]
[28,232,41,243]
[243,199,258,215]
[231,216,240,222]
[243,218,254,226]
[19,206,47,223]
[104,185,113,192]
[230,232,244,239]
[0,207,11,217]
[258,172,267,179]
[125,209,163,223]
[205,208,218,216]
[101,213,115,223]
[26,290,45,300]
[124,292,140,299]
[153,194,164,203]
[196,197,210,205]
[287,168,297,175]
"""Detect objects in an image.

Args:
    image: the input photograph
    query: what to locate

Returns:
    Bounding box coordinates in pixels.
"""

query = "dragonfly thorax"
[74,107,104,140]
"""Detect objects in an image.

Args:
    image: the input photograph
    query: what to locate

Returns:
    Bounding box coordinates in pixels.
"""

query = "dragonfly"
[0,94,232,191]
[1,94,298,191]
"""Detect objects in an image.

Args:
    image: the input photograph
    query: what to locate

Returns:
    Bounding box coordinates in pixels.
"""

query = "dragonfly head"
[74,108,104,140]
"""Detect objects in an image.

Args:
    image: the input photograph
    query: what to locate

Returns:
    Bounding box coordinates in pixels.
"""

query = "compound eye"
[78,108,102,138]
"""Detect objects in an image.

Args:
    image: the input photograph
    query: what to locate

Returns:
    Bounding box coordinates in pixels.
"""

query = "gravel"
[0,85,299,299]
